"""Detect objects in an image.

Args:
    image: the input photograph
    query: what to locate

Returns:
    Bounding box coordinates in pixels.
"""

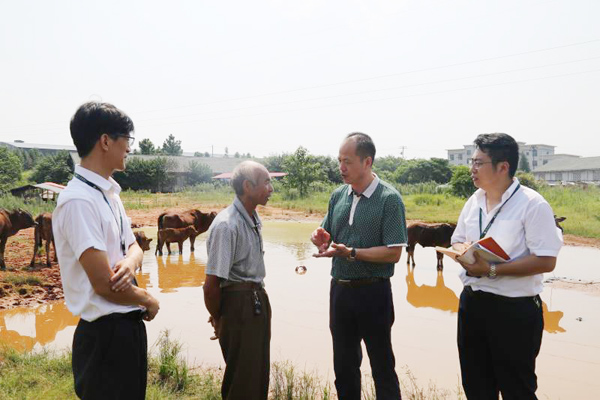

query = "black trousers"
[219,288,272,400]
[330,278,401,400]
[458,287,543,400]
[72,310,148,400]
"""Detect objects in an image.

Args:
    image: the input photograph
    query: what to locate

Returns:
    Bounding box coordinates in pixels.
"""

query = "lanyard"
[75,173,126,256]
[479,183,521,239]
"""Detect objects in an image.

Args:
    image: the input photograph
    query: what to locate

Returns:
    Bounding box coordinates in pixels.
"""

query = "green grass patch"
[3,274,43,287]
[0,195,55,216]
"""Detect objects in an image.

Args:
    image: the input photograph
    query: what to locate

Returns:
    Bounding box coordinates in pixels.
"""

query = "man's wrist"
[347,247,357,261]
[487,263,497,279]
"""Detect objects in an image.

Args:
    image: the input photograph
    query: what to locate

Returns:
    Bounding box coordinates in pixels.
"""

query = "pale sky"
[1,0,599,159]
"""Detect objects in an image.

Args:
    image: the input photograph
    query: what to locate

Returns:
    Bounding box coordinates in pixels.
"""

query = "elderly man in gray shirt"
[203,161,274,400]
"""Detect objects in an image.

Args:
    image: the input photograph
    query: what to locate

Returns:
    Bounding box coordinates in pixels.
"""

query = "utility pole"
[398,146,407,159]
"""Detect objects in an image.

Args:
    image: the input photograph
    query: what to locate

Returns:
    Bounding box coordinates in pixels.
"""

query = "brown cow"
[134,231,153,252]
[30,213,56,268]
[156,226,198,255]
[407,222,456,271]
[0,209,36,270]
[156,209,216,255]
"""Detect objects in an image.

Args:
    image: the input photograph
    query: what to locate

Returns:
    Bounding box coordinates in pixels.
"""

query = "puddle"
[1,221,599,398]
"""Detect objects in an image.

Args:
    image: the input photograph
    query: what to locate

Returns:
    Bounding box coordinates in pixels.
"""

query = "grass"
[0,273,45,297]
[0,330,464,399]
[0,195,55,216]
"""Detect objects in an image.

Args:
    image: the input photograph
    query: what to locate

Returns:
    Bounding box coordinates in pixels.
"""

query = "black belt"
[93,310,144,322]
[333,277,388,288]
[222,282,264,292]
[464,286,540,303]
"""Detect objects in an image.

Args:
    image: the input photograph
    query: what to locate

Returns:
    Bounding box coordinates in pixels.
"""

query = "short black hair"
[346,132,376,162]
[473,133,519,178]
[70,102,134,158]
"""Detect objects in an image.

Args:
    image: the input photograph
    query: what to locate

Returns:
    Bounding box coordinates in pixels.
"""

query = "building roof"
[213,172,287,180]
[69,153,262,174]
[534,156,600,172]
[0,141,76,151]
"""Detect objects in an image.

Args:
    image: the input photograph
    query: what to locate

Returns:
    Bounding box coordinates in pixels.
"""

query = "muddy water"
[1,221,599,399]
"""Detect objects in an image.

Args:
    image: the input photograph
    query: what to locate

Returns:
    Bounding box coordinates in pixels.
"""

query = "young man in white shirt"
[53,102,160,400]
[451,133,562,400]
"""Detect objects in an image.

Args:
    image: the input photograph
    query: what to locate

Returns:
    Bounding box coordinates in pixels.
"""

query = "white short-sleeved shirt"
[53,165,138,322]
[451,178,563,297]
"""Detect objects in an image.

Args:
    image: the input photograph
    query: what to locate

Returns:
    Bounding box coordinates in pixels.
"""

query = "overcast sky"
[1,0,599,159]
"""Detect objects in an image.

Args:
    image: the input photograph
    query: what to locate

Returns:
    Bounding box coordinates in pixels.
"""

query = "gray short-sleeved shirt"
[205,197,266,287]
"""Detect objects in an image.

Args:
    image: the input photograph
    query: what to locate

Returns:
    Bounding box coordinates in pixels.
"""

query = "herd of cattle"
[0,208,566,272]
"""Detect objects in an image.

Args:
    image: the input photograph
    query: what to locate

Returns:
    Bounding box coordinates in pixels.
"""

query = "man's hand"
[311,227,331,253]
[143,296,160,321]
[110,258,137,292]
[313,242,351,258]
[208,316,220,340]
[458,252,490,278]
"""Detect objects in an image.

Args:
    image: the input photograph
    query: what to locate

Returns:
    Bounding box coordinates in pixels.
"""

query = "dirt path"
[1,207,598,310]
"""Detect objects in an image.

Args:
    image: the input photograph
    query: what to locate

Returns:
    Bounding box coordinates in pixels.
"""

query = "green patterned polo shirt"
[322,179,407,280]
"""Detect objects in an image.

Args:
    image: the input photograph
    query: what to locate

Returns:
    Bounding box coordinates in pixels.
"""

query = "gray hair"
[231,161,268,196]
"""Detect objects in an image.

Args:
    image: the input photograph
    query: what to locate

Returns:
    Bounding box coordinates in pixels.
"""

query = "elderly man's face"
[246,168,273,206]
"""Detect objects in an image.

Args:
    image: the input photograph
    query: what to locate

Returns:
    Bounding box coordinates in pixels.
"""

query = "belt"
[94,310,144,322]
[464,286,540,303]
[222,282,264,292]
[333,277,388,288]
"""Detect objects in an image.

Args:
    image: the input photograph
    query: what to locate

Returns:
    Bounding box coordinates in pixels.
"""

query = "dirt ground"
[1,206,598,310]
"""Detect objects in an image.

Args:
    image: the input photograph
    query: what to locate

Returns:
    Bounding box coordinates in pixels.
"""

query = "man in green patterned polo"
[311,132,408,400]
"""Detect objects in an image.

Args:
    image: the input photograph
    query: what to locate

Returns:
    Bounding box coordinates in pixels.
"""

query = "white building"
[534,156,600,184]
[447,141,556,170]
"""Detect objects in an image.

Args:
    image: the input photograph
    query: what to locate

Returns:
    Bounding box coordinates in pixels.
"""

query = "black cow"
[407,222,456,271]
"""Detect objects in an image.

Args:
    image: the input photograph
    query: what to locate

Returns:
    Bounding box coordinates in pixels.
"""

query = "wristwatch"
[487,263,497,279]
[347,247,357,262]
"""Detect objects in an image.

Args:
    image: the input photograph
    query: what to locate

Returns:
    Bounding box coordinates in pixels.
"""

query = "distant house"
[69,153,263,192]
[533,156,600,184]
[447,141,557,170]
[10,182,65,201]
[212,172,287,182]
[0,140,76,155]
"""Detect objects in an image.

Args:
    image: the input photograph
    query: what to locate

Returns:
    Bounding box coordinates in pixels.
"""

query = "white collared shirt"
[451,178,563,297]
[53,165,138,322]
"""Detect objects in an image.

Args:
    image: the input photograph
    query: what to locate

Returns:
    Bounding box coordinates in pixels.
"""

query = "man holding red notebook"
[451,133,562,400]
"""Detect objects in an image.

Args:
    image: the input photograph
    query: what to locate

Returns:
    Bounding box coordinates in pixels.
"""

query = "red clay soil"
[0,207,598,311]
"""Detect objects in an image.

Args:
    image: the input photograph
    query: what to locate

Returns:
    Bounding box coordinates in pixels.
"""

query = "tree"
[224,147,229,158]
[450,166,476,198]
[31,151,74,185]
[0,147,23,190]
[138,138,157,155]
[313,155,342,184]
[234,152,240,158]
[113,157,170,191]
[194,151,204,157]
[263,154,287,172]
[393,158,452,184]
[519,153,531,173]
[515,171,540,191]
[282,147,323,197]
[186,161,213,186]
[162,134,183,156]
[204,152,210,158]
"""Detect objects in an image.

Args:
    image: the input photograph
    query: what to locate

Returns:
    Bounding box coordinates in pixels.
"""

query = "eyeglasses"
[470,159,493,170]
[110,134,135,147]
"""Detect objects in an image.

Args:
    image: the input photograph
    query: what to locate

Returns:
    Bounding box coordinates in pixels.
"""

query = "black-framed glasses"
[470,159,493,170]
[110,134,135,147]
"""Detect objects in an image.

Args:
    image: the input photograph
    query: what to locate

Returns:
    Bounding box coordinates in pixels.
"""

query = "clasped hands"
[310,227,351,258]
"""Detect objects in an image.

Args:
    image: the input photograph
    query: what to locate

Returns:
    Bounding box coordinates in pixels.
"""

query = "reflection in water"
[157,253,207,293]
[404,265,566,333]
[405,266,459,313]
[136,270,152,289]
[0,302,78,352]
[542,302,566,333]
